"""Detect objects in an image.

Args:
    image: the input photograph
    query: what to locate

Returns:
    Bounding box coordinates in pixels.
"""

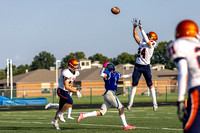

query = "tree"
[112,52,137,65]
[60,51,86,68]
[14,64,31,75]
[88,53,109,64]
[31,51,56,70]
[151,41,176,70]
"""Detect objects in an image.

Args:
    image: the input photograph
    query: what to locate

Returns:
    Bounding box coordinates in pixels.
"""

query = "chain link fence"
[0,84,180,105]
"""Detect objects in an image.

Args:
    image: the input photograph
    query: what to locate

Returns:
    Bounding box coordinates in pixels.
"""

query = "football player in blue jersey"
[77,59,135,130]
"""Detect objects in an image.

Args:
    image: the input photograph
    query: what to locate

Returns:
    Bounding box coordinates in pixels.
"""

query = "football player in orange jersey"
[168,19,200,133]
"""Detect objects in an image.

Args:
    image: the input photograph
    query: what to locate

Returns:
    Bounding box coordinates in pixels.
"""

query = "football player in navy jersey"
[77,59,135,130]
[168,19,200,133]
[127,18,158,111]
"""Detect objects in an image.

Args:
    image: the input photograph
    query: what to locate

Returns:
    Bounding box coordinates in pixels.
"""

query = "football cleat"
[57,112,66,123]
[127,105,132,110]
[123,124,135,130]
[51,120,60,130]
[66,116,75,120]
[77,112,84,123]
[153,104,158,111]
[45,102,52,109]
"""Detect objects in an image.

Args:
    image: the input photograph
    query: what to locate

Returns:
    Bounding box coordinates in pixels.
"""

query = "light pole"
[56,60,61,86]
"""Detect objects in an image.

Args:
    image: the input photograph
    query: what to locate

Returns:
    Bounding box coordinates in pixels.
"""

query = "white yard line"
[0,120,183,131]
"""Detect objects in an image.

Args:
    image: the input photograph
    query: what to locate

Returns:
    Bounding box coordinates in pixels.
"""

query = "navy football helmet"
[105,63,115,71]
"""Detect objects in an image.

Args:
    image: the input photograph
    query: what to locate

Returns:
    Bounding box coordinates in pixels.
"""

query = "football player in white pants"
[168,19,200,133]
[51,59,81,130]
[127,18,158,111]
[77,60,135,130]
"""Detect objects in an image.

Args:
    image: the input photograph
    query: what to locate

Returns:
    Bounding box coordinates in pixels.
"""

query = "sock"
[150,87,157,105]
[67,107,72,118]
[128,86,137,106]
[83,111,97,118]
[120,115,128,127]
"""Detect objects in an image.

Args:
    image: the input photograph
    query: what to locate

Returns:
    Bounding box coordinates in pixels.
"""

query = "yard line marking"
[0,120,183,131]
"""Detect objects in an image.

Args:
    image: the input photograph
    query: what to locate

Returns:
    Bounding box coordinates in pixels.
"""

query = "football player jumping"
[51,59,82,130]
[127,18,158,111]
[77,59,135,130]
[168,19,200,133]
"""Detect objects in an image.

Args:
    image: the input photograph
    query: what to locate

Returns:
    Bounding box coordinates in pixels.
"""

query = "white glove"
[77,91,82,98]
[131,18,138,27]
[69,92,73,97]
[138,20,142,29]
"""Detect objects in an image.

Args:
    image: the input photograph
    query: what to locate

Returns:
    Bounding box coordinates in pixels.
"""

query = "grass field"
[0,106,183,133]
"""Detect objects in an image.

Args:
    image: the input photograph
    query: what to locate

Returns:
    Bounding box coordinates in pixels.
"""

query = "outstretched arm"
[138,20,152,47]
[120,73,132,79]
[132,18,141,45]
[99,59,108,78]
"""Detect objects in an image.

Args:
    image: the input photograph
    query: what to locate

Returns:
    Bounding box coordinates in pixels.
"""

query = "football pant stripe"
[185,89,199,131]
[57,88,68,100]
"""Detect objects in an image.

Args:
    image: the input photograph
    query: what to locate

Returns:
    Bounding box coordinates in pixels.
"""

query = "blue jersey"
[103,70,121,91]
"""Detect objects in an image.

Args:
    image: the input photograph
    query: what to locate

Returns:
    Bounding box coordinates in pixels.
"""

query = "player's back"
[169,38,200,88]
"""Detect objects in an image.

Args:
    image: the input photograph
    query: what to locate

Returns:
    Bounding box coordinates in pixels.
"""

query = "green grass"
[43,93,179,105]
[0,106,183,133]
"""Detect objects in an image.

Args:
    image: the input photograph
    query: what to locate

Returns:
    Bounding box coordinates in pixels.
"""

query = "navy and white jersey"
[136,40,157,65]
[58,68,79,91]
[103,70,121,91]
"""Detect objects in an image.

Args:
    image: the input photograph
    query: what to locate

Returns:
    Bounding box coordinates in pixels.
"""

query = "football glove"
[177,101,187,122]
[77,90,82,98]
[103,59,109,68]
[138,20,142,29]
[131,18,138,27]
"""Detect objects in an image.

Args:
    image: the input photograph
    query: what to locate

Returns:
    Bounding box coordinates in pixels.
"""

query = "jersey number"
[168,45,200,68]
[195,47,200,68]
[137,48,146,59]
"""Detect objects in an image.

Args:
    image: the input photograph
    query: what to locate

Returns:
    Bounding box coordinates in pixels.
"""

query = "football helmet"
[175,19,199,39]
[68,59,79,71]
[147,32,158,41]
[105,63,115,71]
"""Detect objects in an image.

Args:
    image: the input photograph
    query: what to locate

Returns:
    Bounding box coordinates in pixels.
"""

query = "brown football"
[111,7,120,15]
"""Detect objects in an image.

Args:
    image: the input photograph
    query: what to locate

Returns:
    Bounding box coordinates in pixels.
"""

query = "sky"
[0,0,200,69]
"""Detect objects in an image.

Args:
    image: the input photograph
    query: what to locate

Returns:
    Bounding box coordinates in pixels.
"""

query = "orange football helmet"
[68,59,79,71]
[147,31,158,41]
[175,19,199,39]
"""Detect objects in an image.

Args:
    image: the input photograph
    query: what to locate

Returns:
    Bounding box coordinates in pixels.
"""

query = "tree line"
[0,40,176,79]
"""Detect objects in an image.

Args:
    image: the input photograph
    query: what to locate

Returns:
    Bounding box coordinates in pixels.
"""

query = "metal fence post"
[166,86,168,102]
[90,87,92,104]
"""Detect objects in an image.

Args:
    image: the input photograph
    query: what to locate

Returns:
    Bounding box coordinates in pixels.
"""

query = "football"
[111,7,120,15]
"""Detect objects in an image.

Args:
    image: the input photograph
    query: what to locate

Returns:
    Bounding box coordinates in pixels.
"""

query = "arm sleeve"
[99,67,106,77]
[122,73,132,78]
[141,29,150,43]
[177,59,188,101]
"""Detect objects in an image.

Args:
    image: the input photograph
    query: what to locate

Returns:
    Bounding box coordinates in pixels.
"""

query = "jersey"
[103,70,121,91]
[136,40,157,65]
[168,38,200,89]
[58,68,80,91]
